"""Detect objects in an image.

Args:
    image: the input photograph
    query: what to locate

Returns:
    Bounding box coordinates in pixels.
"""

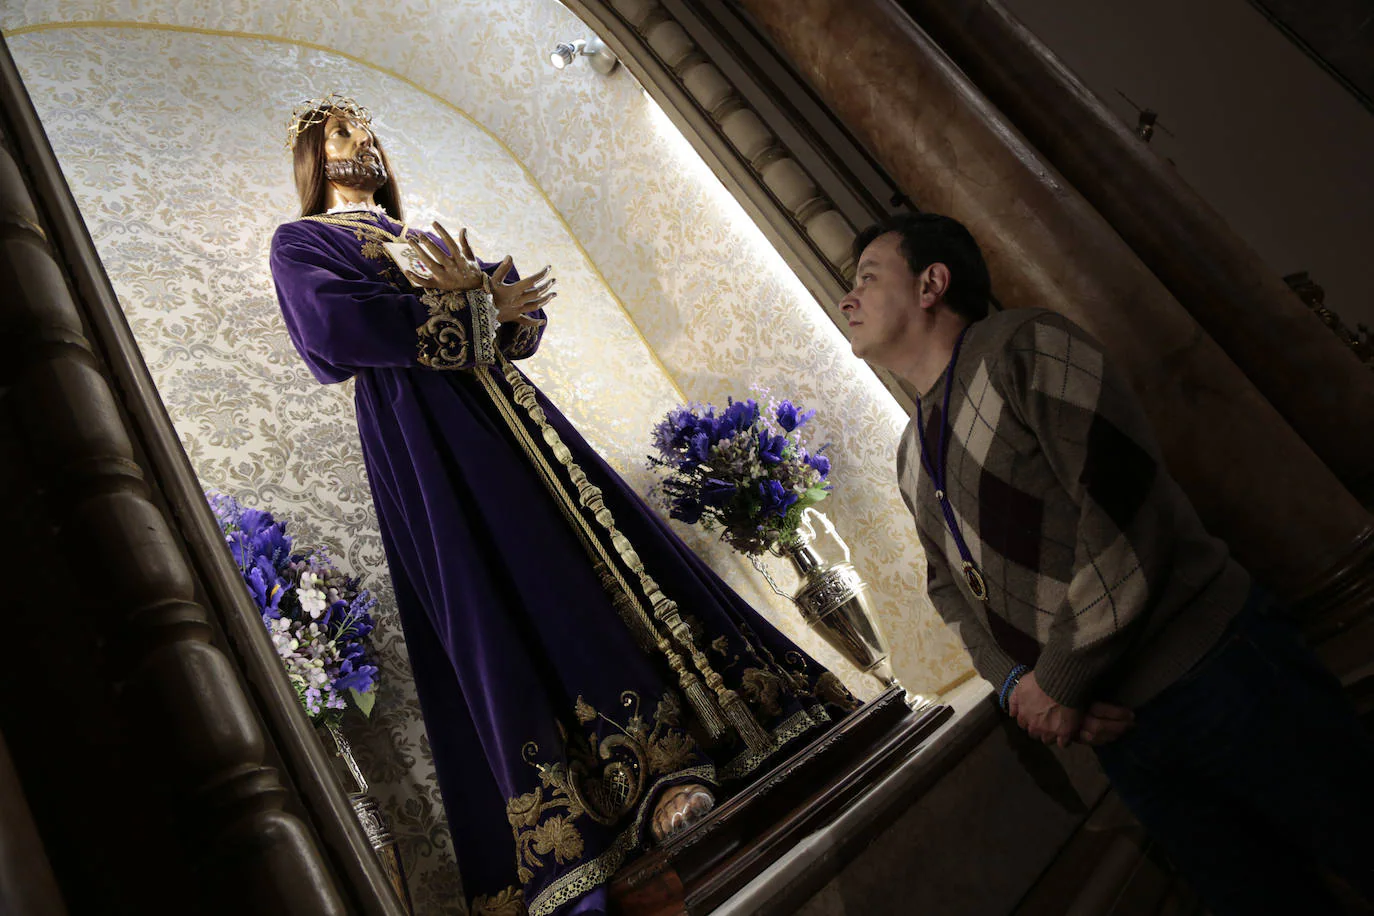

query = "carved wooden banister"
[0,35,404,915]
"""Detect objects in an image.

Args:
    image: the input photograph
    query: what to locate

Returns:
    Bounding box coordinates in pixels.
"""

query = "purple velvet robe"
[270,211,853,915]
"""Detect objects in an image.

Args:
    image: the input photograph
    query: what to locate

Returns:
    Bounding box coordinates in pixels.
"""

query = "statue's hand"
[406,222,485,292]
[489,258,556,327]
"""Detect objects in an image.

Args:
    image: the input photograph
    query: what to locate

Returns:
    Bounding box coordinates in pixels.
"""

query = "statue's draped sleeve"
[269,220,545,384]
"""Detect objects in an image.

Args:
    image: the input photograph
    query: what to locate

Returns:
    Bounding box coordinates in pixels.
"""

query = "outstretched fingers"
[457,226,476,262]
[431,221,464,262]
[490,255,516,286]
[522,289,557,311]
[513,265,551,291]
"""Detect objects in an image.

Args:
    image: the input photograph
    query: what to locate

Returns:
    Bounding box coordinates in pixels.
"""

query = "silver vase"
[325,723,415,915]
[774,509,899,690]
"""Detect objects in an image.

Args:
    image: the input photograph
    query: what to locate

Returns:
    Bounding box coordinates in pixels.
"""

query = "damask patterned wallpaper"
[7,5,971,912]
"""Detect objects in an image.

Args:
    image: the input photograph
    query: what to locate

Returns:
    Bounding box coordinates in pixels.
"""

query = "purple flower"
[687,431,713,466]
[775,400,815,433]
[668,406,698,438]
[717,398,760,439]
[246,556,285,618]
[334,659,380,694]
[758,430,786,465]
[757,480,799,519]
[806,452,831,477]
[651,406,707,461]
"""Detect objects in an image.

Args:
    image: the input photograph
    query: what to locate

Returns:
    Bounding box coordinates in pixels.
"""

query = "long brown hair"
[292,108,404,221]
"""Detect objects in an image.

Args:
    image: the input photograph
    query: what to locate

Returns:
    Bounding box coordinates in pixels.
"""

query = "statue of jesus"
[269,94,856,916]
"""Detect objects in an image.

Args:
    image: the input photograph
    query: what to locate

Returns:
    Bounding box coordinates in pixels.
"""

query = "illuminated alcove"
[5,2,969,907]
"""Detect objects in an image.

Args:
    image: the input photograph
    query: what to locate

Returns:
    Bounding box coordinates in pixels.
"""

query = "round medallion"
[962,561,989,602]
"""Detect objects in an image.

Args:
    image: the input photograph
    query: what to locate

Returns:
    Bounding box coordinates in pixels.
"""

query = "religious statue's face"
[322,111,388,193]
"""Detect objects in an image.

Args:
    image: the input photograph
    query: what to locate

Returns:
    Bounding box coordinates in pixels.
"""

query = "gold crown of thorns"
[285,92,373,150]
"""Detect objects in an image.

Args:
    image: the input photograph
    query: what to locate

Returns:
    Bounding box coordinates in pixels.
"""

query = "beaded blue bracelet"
[999,664,1029,713]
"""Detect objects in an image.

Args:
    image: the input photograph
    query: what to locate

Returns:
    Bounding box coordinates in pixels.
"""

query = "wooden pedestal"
[611,688,954,915]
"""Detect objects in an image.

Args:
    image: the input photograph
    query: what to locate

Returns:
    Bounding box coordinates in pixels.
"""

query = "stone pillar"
[897,0,1374,506]
[734,0,1373,610]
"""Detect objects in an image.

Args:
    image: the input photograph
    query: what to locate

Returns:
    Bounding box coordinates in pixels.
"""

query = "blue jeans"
[1095,589,1374,915]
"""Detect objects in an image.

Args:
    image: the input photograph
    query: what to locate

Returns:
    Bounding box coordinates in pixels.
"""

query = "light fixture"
[548,37,619,75]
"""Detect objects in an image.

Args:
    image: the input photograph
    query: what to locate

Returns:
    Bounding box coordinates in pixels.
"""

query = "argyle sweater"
[898,309,1249,709]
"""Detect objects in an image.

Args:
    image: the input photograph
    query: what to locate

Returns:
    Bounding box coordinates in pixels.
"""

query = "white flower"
[298,571,328,619]
[267,617,299,656]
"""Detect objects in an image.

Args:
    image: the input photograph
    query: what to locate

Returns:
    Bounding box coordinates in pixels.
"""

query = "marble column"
[896,0,1374,506]
[734,0,1373,612]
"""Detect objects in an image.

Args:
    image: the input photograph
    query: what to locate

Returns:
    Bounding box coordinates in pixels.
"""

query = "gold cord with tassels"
[477,355,770,753]
[475,361,730,742]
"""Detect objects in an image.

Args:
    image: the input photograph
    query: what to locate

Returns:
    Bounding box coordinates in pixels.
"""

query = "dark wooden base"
[610,688,954,915]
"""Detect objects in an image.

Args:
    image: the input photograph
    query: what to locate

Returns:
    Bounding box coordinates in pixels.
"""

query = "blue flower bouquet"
[649,397,833,555]
[207,492,380,726]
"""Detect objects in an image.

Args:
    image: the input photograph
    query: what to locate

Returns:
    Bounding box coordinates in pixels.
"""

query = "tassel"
[721,691,772,755]
[685,677,728,739]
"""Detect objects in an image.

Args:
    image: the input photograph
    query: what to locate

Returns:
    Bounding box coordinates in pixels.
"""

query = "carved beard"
[324,149,388,193]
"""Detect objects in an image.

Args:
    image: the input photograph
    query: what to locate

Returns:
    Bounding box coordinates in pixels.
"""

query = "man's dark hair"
[853,212,991,322]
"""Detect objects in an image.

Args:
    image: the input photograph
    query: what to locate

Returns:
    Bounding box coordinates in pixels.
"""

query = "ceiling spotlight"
[548,37,619,75]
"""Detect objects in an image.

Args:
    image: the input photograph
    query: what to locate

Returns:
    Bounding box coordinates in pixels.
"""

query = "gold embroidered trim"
[471,886,527,916]
[503,321,543,359]
[469,287,499,366]
[513,691,716,916]
[527,701,830,916]
[520,701,834,916]
[415,288,469,369]
[720,705,831,782]
[526,764,718,916]
[740,667,787,717]
[507,778,586,885]
[815,671,861,712]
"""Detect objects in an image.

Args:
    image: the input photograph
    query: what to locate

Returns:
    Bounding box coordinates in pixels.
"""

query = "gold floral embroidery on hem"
[526,764,717,916]
[740,667,787,717]
[416,288,470,369]
[508,691,706,887]
[815,671,861,712]
[502,321,543,359]
[471,886,526,916]
[518,694,835,915]
[507,775,586,885]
